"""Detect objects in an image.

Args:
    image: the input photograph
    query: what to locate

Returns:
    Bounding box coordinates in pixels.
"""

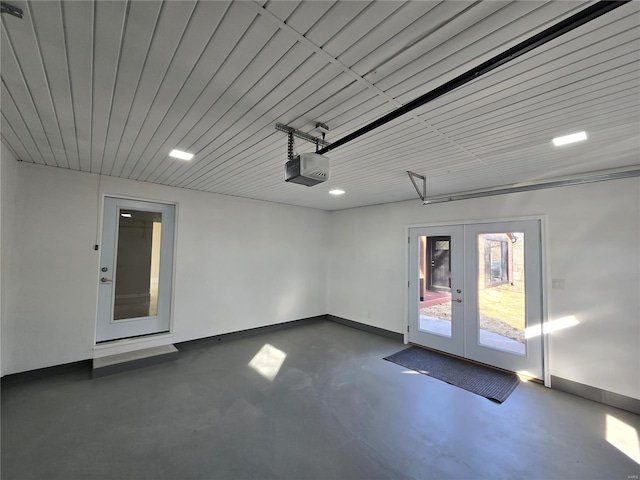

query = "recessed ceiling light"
[329,189,345,195]
[169,149,194,160]
[552,131,587,146]
[121,213,132,218]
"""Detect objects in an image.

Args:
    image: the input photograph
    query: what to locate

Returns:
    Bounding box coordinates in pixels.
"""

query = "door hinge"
[408,236,410,244]
[408,280,410,288]
[407,325,410,332]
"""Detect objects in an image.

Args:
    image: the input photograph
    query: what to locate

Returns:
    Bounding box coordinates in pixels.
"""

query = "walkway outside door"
[408,220,543,379]
[96,197,175,342]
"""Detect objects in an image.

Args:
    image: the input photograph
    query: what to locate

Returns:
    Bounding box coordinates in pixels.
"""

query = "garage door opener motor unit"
[285,152,330,186]
[277,123,331,187]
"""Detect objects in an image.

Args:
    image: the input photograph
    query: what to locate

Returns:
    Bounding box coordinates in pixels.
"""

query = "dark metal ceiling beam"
[1,1,23,18]
[317,1,630,156]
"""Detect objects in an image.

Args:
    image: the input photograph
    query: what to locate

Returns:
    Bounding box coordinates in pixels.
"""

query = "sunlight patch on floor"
[516,372,533,382]
[248,344,286,381]
[606,414,640,464]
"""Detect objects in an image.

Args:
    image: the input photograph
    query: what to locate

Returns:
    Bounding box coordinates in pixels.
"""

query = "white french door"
[408,225,464,357]
[96,197,175,342]
[408,220,543,379]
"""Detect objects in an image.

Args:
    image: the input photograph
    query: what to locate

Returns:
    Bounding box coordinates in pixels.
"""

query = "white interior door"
[408,220,544,379]
[96,197,175,342]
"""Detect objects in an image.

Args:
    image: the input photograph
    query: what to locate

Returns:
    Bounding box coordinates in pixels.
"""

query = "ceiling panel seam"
[106,2,164,177]
[59,1,81,171]
[0,132,21,160]
[174,59,345,189]
[1,114,33,162]
[110,1,200,178]
[135,9,279,185]
[24,1,71,169]
[24,1,83,170]
[121,1,234,179]
[137,13,288,184]
[87,1,95,173]
[463,4,639,89]
[1,20,59,167]
[383,2,586,101]
[422,48,640,126]
[151,29,307,186]
[433,66,640,129]
[93,0,130,174]
[1,79,46,164]
[447,83,640,138]
[243,1,507,180]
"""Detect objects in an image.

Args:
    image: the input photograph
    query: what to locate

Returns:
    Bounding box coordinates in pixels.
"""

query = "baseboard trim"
[175,315,326,350]
[551,375,640,414]
[1,360,92,385]
[327,315,404,342]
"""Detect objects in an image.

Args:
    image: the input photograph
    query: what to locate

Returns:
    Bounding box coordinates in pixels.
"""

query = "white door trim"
[94,195,178,344]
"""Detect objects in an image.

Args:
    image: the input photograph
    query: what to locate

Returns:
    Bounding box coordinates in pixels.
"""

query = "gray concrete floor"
[2,320,638,480]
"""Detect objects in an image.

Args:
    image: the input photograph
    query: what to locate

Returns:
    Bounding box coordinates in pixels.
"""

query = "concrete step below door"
[92,344,178,378]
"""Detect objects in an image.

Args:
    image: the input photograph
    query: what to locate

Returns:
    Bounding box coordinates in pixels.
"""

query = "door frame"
[404,215,550,387]
[93,193,179,346]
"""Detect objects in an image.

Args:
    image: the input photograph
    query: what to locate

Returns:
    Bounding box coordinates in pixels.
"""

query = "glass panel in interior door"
[113,210,162,320]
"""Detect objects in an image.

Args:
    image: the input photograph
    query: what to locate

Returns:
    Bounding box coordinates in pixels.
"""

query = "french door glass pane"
[114,210,162,320]
[477,232,526,355]
[418,235,452,338]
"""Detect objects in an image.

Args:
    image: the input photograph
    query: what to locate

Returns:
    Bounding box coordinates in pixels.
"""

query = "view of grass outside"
[479,233,525,343]
[478,282,525,343]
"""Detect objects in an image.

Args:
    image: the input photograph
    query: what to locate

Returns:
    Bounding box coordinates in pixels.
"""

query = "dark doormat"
[384,346,520,403]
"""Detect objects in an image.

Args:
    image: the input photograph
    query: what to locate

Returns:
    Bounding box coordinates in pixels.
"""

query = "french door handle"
[453,298,462,303]
[100,277,112,283]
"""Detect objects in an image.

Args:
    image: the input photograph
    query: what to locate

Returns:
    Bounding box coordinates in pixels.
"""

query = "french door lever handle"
[100,277,112,283]
[453,298,462,303]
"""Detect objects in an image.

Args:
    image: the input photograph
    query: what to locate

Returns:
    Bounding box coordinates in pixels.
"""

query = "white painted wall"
[2,161,329,375]
[3,154,638,401]
[1,144,20,377]
[327,178,640,400]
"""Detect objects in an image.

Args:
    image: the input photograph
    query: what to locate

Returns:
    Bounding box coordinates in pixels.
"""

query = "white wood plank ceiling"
[2,0,639,210]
